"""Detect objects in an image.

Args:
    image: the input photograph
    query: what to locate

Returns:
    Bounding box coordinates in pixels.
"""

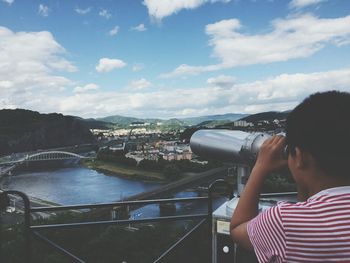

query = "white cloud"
[161,64,224,78]
[47,59,77,72]
[163,14,350,77]
[0,26,76,113]
[128,78,152,90]
[289,0,327,9]
[143,0,231,22]
[74,83,99,93]
[38,4,49,17]
[131,24,147,32]
[109,26,119,36]
[2,59,349,117]
[75,7,92,15]
[207,75,236,88]
[2,0,14,5]
[1,25,348,119]
[96,58,126,73]
[99,9,112,19]
[0,80,14,88]
[28,67,350,118]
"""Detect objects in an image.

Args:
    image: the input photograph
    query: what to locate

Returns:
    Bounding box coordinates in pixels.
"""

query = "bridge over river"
[0,151,92,177]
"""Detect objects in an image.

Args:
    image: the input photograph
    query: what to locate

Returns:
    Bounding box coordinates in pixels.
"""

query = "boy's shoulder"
[275,188,350,218]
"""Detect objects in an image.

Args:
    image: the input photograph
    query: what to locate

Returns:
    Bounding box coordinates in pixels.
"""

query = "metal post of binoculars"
[236,165,250,197]
[190,129,272,263]
[227,164,251,263]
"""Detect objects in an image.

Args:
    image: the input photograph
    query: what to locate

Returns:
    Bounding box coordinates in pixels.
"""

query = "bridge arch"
[25,151,86,162]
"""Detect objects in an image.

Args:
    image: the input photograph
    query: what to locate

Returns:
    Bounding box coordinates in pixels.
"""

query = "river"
[3,166,161,205]
[3,166,227,218]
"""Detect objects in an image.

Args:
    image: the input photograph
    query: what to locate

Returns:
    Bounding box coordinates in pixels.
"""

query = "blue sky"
[0,0,349,118]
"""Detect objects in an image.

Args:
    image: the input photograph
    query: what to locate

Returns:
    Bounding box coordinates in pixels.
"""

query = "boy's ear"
[295,147,314,169]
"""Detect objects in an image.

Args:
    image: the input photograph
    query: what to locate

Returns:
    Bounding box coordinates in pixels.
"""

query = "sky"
[0,0,349,119]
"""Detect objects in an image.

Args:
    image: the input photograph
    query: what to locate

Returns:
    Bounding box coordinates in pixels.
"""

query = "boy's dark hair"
[286,90,350,177]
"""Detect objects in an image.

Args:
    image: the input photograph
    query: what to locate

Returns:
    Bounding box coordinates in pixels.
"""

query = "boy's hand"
[253,135,288,176]
[230,135,287,250]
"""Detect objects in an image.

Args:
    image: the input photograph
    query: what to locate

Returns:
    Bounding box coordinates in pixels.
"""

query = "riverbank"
[83,160,167,182]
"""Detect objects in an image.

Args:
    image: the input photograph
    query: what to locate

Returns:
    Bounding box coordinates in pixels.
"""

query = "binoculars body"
[190,129,271,163]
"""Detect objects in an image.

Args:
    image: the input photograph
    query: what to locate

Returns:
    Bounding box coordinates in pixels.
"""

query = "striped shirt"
[247,186,350,263]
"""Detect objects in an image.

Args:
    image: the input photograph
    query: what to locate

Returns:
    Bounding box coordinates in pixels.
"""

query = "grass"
[83,160,166,182]
[29,196,61,206]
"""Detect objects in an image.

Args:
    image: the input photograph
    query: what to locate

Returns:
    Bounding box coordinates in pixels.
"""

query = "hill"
[180,113,247,126]
[97,115,142,125]
[195,120,235,128]
[79,118,117,130]
[96,113,247,128]
[0,109,96,156]
[240,111,290,123]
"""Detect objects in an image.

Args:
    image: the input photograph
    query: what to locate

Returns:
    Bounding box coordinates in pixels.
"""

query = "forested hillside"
[0,109,96,156]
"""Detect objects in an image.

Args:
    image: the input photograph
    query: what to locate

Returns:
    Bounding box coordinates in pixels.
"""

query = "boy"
[230,91,350,262]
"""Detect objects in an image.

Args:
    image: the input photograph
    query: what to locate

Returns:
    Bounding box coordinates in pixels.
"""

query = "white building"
[233,120,253,127]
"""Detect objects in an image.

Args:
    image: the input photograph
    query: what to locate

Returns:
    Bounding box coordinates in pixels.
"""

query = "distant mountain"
[96,113,247,127]
[212,111,291,130]
[0,109,96,156]
[163,118,186,126]
[240,111,290,123]
[79,118,117,130]
[97,115,142,125]
[195,120,234,128]
[179,113,248,126]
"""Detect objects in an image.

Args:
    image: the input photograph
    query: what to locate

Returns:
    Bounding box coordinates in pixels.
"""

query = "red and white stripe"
[247,187,350,263]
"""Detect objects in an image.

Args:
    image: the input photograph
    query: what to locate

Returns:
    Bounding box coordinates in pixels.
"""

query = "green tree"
[162,164,181,180]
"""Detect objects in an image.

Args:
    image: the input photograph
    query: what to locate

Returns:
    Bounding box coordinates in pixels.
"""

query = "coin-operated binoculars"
[190,129,293,263]
[190,129,271,197]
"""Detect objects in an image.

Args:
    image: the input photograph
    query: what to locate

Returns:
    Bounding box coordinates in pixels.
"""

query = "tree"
[162,164,180,180]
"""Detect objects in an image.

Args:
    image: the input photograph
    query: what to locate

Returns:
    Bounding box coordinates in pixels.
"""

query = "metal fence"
[1,179,232,263]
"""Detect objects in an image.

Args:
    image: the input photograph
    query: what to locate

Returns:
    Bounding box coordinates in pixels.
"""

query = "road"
[123,166,227,202]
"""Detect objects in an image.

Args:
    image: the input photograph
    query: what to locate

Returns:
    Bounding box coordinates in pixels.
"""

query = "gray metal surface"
[190,130,271,162]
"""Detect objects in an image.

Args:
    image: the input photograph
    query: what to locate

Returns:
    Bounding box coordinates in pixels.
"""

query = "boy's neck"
[302,172,350,200]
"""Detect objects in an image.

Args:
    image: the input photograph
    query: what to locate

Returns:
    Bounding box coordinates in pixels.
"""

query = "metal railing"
[1,179,232,263]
